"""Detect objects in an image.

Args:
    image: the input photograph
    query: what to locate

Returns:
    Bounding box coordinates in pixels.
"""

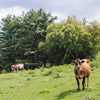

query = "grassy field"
[0,64,100,100]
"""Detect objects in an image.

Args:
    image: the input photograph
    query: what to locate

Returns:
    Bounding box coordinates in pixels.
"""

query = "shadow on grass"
[56,89,78,100]
[56,87,93,100]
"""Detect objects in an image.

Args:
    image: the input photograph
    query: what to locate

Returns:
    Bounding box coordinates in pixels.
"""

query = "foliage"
[39,17,100,65]
[0,8,56,70]
[25,62,41,69]
[86,21,100,57]
[0,9,100,70]
[95,52,100,61]
[1,69,7,74]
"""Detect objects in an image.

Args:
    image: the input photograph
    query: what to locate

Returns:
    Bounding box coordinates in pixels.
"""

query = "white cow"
[16,64,24,71]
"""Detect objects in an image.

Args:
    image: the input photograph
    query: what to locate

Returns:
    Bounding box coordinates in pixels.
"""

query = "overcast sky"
[0,0,100,22]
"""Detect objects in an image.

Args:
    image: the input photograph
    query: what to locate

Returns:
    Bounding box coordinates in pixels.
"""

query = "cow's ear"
[86,60,90,64]
[77,58,80,62]
[81,60,85,63]
[72,60,75,64]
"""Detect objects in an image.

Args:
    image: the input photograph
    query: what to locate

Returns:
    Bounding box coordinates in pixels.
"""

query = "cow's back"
[16,64,24,69]
[81,61,91,77]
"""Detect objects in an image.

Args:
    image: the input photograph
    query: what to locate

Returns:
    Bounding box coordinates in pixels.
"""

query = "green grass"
[0,64,100,100]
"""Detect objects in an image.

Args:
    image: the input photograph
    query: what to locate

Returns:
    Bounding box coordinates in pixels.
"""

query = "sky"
[0,0,100,22]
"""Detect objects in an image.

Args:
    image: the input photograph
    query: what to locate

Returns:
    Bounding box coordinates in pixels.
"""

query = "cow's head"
[72,58,85,70]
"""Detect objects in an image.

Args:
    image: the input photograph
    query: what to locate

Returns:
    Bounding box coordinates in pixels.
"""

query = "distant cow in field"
[16,64,24,71]
[11,64,24,72]
[11,65,18,72]
[72,58,91,91]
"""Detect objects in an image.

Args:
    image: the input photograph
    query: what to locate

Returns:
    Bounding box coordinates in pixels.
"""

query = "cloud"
[51,11,67,22]
[0,0,100,23]
[0,7,27,22]
[89,13,100,22]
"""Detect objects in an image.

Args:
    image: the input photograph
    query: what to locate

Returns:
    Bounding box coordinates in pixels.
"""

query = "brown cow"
[11,65,18,72]
[72,58,91,91]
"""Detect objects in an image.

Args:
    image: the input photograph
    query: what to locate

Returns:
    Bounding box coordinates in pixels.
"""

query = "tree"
[0,8,56,70]
[16,9,57,64]
[0,15,23,71]
[39,17,99,65]
[86,20,100,58]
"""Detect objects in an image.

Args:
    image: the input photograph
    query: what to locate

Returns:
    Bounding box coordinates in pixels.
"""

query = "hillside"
[0,64,100,100]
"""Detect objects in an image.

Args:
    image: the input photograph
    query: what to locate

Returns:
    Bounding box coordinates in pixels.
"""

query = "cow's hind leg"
[84,79,86,87]
[87,76,89,87]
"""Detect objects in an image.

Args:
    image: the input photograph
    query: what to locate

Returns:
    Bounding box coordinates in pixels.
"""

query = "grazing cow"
[11,65,18,72]
[11,64,24,72]
[16,64,24,71]
[72,58,91,91]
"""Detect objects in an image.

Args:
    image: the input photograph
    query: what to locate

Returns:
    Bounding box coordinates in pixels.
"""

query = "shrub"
[1,69,7,74]
[90,61,100,68]
[95,52,100,61]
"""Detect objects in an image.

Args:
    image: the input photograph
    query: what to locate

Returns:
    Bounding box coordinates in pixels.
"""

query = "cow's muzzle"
[77,66,80,69]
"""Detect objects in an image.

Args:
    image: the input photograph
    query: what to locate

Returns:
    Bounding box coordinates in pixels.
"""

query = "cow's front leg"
[82,76,85,90]
[76,77,80,92]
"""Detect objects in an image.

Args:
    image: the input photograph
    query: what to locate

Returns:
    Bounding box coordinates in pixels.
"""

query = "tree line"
[0,8,100,72]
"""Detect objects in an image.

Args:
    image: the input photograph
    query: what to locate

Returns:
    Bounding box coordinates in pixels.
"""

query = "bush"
[90,61,100,68]
[95,52,100,61]
[39,18,100,65]
[1,69,7,74]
